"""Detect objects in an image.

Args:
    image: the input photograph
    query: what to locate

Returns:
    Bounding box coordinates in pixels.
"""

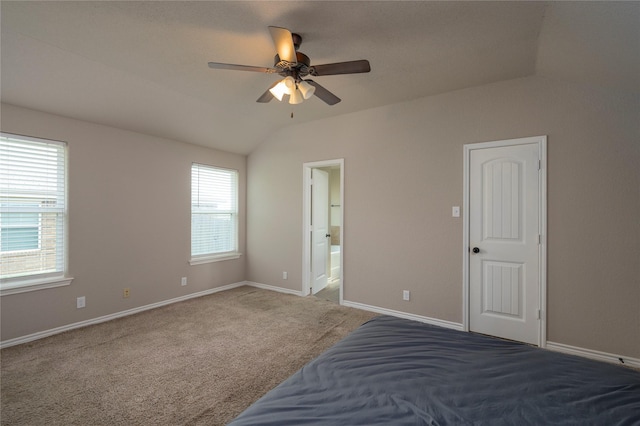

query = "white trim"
[189,252,242,265]
[342,300,464,331]
[245,281,304,297]
[546,341,640,369]
[302,165,312,296]
[462,136,547,347]
[462,144,470,332]
[0,131,67,147]
[539,138,548,346]
[6,276,638,373]
[0,275,74,296]
[302,159,344,303]
[0,281,246,348]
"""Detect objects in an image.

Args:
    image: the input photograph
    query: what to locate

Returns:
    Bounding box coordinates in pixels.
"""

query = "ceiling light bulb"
[269,80,288,101]
[283,76,296,94]
[298,80,316,100]
[289,88,303,105]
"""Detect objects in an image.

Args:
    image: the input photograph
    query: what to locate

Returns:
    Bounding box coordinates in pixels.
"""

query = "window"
[190,163,239,264]
[1,211,40,252]
[0,133,72,294]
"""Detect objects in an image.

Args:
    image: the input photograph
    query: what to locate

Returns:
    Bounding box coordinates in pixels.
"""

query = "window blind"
[0,133,67,281]
[191,163,238,257]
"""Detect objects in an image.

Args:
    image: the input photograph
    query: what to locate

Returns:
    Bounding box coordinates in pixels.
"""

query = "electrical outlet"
[403,290,410,301]
[77,296,86,309]
[123,288,130,298]
[181,277,187,286]
[283,271,288,280]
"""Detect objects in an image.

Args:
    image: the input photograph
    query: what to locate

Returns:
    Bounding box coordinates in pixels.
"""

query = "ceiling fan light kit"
[268,76,315,104]
[298,80,315,100]
[289,87,304,105]
[208,26,371,106]
[269,76,295,101]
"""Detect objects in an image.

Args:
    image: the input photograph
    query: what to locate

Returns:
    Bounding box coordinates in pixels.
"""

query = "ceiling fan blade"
[256,81,279,103]
[309,60,371,76]
[268,26,297,64]
[208,62,278,73]
[306,80,341,105]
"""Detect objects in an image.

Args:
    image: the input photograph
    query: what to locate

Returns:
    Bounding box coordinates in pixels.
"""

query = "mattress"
[229,315,640,425]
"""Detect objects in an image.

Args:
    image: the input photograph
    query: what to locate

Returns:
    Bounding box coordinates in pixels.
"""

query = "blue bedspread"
[229,315,640,425]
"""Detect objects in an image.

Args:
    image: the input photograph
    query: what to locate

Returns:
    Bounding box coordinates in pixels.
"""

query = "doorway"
[303,159,344,304]
[463,136,547,346]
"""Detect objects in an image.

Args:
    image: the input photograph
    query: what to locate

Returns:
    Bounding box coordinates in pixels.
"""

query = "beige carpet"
[1,286,377,425]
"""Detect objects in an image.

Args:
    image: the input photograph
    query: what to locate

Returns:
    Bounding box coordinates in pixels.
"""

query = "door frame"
[302,158,344,302]
[462,136,547,347]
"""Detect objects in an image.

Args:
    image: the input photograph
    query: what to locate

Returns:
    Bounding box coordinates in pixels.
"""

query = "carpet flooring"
[0,286,377,425]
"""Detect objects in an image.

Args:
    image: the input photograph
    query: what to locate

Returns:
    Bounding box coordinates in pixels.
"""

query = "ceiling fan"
[208,26,371,105]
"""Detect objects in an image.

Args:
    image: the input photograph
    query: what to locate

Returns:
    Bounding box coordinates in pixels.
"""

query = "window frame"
[189,163,241,265]
[0,132,73,296]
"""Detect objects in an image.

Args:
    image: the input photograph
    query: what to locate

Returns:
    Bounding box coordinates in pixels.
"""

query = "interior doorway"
[463,136,547,346]
[302,159,344,304]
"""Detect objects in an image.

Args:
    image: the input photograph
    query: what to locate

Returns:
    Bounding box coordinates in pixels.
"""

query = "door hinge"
[538,234,541,244]
[536,309,541,320]
[538,159,541,170]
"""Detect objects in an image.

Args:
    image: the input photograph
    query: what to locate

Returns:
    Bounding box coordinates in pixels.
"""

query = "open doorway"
[302,159,343,304]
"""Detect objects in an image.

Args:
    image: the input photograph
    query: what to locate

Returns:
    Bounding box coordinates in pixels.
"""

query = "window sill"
[189,252,242,266]
[0,275,74,296]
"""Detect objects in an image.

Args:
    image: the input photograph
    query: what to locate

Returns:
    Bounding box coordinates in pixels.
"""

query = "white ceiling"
[1,1,638,155]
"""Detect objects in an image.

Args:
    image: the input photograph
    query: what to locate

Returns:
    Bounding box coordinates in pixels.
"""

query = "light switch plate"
[452,206,460,217]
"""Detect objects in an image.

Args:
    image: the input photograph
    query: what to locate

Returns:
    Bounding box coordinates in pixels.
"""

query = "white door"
[311,168,330,294]
[468,138,544,345]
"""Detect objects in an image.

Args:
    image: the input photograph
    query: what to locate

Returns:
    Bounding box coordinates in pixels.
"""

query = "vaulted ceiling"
[1,1,638,155]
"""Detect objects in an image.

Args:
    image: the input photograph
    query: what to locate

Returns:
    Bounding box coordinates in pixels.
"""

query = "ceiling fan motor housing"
[291,33,302,50]
[274,52,311,79]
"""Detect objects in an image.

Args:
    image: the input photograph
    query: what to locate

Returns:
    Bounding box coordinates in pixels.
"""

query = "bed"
[229,315,640,425]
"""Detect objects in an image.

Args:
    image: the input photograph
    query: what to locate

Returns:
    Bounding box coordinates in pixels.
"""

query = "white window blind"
[191,163,238,259]
[0,133,67,282]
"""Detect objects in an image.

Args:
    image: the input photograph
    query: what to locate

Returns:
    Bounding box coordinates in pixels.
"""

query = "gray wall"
[2,73,638,359]
[0,104,246,341]
[246,75,640,358]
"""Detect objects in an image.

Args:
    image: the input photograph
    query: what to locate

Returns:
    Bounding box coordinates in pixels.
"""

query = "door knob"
[472,247,480,254]
[326,234,331,238]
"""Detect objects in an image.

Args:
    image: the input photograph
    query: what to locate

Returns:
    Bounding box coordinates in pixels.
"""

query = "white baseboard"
[0,281,247,349]
[546,341,640,369]
[244,283,463,332]
[341,300,464,331]
[244,281,303,297]
[6,281,637,371]
[243,285,463,332]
